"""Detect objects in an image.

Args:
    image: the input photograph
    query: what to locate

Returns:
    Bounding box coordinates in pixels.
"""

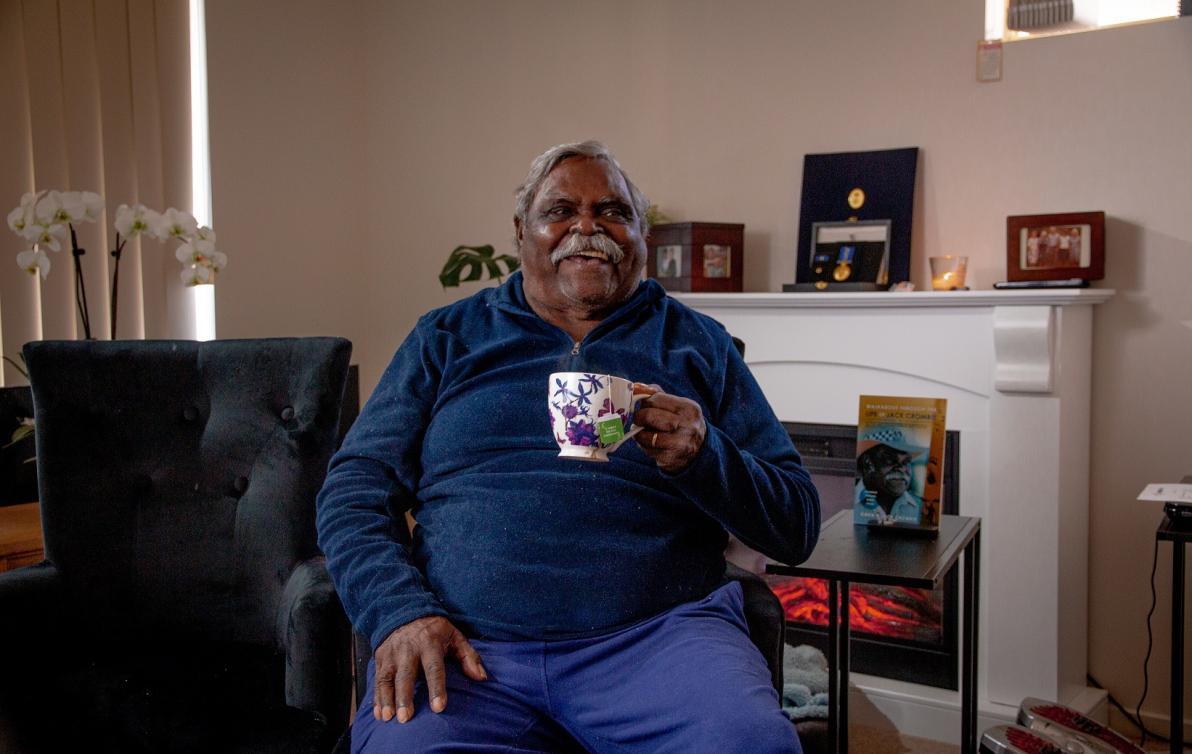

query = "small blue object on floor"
[782,644,830,722]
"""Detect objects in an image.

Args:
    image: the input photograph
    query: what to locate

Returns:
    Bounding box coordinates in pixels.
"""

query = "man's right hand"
[373,615,488,723]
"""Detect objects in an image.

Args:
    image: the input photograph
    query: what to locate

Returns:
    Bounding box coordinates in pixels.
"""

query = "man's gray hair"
[514,141,651,234]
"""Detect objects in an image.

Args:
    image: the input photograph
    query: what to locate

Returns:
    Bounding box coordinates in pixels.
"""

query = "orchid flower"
[7,192,40,235]
[16,249,50,279]
[21,223,65,252]
[58,191,89,223]
[152,208,198,241]
[53,190,103,225]
[175,237,224,265]
[180,263,212,286]
[5,207,25,233]
[34,191,63,224]
[9,190,228,334]
[79,191,104,222]
[115,204,158,238]
[176,238,211,265]
[176,237,226,286]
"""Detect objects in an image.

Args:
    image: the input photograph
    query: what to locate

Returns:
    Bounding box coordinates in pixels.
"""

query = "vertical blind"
[0,0,193,386]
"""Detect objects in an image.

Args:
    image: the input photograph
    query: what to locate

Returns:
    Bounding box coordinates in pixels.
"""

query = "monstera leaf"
[439,245,520,288]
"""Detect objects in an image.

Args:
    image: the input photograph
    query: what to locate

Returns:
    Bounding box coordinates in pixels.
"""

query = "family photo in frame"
[1006,211,1105,282]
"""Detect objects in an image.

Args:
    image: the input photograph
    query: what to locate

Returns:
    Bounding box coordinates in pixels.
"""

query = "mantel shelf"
[672,288,1115,309]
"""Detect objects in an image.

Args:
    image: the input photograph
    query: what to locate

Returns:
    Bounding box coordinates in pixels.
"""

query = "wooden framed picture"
[646,222,744,292]
[1006,211,1104,282]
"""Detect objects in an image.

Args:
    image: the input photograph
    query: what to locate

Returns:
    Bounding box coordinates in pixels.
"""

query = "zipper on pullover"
[489,272,664,359]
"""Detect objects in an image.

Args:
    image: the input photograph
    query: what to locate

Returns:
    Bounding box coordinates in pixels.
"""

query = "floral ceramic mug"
[548,372,652,462]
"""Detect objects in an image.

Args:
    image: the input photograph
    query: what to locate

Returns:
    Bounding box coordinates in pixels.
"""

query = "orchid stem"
[70,224,93,340]
[110,235,125,339]
[2,355,29,380]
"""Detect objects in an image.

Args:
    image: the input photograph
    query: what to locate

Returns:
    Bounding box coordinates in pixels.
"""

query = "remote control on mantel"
[993,278,1089,289]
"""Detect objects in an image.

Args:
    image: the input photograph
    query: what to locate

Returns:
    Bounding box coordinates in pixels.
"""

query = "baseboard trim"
[1109,705,1192,745]
[845,673,1109,745]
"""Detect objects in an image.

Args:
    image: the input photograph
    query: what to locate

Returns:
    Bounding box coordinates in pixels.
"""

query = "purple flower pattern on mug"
[565,419,598,446]
[551,373,614,447]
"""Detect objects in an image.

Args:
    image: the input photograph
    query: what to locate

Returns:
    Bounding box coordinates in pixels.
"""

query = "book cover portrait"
[853,395,948,531]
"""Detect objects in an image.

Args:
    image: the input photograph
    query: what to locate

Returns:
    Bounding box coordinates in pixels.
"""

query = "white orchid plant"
[7,190,226,339]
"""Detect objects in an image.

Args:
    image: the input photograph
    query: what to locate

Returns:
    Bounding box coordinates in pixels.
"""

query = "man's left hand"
[633,385,706,474]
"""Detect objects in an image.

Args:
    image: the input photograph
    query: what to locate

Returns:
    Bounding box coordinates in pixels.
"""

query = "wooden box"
[647,222,744,292]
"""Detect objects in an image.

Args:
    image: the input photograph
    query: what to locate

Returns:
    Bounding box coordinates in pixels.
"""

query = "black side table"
[768,511,982,754]
[1157,517,1189,754]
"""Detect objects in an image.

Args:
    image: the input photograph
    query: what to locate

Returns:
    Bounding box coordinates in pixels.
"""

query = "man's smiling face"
[516,156,646,318]
[861,444,913,500]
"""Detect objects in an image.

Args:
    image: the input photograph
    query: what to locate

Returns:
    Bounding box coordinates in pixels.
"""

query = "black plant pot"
[1,385,38,507]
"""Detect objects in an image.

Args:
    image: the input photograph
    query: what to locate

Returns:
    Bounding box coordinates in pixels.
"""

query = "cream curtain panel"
[0,0,193,386]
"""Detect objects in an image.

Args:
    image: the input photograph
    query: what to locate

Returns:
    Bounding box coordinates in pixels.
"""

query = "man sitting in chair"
[317,141,820,753]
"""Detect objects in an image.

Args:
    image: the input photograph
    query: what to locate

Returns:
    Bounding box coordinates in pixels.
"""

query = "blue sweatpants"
[351,580,802,753]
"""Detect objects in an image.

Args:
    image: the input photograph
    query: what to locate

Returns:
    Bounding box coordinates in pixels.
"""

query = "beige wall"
[207,0,368,348]
[206,0,1192,732]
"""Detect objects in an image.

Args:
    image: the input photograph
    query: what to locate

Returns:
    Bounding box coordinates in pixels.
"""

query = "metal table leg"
[827,579,840,754]
[840,580,851,754]
[962,530,981,754]
[1173,537,1184,754]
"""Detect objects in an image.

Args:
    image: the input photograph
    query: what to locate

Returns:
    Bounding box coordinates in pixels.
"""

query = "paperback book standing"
[853,395,948,533]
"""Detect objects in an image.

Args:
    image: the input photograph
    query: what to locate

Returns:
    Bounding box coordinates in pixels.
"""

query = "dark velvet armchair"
[0,338,354,754]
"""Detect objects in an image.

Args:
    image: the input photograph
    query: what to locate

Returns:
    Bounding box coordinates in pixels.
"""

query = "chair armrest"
[0,562,64,654]
[277,556,353,734]
[725,562,785,692]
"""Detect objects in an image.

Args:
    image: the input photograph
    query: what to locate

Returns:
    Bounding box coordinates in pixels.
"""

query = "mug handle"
[603,385,656,453]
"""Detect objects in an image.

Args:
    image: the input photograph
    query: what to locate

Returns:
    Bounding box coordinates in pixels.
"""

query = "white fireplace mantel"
[674,288,1111,309]
[674,288,1114,740]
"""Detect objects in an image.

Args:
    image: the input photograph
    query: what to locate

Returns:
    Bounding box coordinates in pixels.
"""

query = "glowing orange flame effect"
[769,576,943,644]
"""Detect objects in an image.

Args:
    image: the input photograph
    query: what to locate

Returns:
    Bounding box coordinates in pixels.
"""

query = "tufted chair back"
[2,337,354,753]
[28,337,349,643]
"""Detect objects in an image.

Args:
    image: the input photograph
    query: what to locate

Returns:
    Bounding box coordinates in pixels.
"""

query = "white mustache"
[550,233,625,266]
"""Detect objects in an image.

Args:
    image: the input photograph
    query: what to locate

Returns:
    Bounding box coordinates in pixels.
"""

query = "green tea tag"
[596,416,625,446]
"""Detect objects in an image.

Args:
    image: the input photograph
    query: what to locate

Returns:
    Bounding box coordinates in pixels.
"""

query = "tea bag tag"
[596,416,625,446]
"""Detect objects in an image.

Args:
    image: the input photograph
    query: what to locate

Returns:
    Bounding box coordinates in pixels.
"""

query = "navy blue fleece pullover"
[316,273,819,648]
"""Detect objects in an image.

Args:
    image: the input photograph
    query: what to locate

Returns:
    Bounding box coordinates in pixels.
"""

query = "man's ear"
[513,216,523,247]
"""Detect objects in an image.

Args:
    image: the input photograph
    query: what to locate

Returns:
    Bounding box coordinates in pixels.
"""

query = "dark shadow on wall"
[1100,217,1192,333]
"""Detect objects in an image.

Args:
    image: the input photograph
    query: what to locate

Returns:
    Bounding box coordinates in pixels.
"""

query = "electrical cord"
[1137,535,1159,745]
[1086,672,1190,746]
[1088,534,1191,748]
